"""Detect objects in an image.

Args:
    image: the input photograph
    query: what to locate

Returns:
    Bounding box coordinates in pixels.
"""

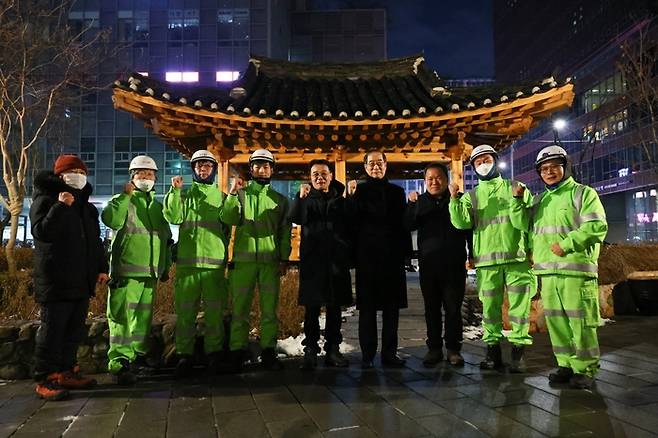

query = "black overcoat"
[290,180,353,307]
[30,171,108,303]
[348,177,411,310]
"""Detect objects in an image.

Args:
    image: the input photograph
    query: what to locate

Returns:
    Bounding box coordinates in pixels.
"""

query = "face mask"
[253,177,271,185]
[475,162,494,177]
[134,179,154,192]
[62,173,86,190]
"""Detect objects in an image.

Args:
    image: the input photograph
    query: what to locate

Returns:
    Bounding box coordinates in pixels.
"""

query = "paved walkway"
[2,274,658,437]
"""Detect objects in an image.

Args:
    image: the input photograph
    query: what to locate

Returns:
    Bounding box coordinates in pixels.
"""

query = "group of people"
[28,141,607,402]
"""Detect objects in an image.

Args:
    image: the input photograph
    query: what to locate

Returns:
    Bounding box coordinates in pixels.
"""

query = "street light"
[553,118,567,145]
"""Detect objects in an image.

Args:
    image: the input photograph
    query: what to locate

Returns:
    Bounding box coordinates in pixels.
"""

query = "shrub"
[0,270,38,319]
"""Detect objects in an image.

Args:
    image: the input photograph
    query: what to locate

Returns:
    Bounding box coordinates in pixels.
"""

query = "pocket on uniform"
[580,279,600,328]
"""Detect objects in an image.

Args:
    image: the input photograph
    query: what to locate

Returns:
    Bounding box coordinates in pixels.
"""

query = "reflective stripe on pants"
[541,274,600,377]
[476,260,534,346]
[107,277,156,373]
[175,267,228,355]
[229,262,280,350]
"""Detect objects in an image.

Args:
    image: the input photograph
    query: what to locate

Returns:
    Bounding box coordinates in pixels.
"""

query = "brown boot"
[55,365,97,390]
[447,350,464,366]
[35,381,69,401]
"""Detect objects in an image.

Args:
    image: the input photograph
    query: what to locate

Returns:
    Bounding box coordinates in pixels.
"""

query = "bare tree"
[0,0,111,274]
[617,18,658,174]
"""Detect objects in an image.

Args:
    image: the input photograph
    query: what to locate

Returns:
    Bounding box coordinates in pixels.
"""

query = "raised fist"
[123,181,135,196]
[58,192,74,206]
[299,184,311,199]
[408,191,419,202]
[448,183,460,198]
[171,176,183,189]
[229,176,245,195]
[347,180,357,196]
[512,181,525,198]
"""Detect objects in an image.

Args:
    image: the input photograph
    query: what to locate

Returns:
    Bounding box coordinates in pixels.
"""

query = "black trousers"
[34,298,89,382]
[358,304,400,361]
[419,261,465,352]
[302,305,343,353]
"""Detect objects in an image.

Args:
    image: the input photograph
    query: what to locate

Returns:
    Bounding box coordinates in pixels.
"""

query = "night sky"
[309,0,494,79]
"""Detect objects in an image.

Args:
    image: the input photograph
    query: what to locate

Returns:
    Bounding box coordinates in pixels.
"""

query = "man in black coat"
[405,163,473,368]
[30,155,109,400]
[291,159,353,370]
[347,151,412,369]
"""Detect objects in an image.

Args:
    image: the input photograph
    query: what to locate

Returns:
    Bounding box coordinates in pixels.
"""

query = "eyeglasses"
[311,171,331,179]
[366,160,386,169]
[194,162,214,170]
[539,163,563,174]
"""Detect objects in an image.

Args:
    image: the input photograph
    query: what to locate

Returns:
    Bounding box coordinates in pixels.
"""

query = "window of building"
[216,71,240,82]
[165,71,199,82]
[217,9,249,41]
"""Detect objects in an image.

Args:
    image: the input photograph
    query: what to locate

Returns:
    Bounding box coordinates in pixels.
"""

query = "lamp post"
[553,118,567,145]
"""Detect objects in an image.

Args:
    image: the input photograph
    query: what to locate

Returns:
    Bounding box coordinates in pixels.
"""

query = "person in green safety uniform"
[102,155,172,385]
[223,149,292,372]
[163,149,241,378]
[510,145,607,389]
[448,144,534,372]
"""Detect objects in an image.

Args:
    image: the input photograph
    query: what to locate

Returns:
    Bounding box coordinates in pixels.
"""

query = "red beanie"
[53,155,87,175]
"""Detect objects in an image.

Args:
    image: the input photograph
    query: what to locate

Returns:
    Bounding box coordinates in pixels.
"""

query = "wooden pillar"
[450,153,464,192]
[333,146,347,184]
[217,160,230,193]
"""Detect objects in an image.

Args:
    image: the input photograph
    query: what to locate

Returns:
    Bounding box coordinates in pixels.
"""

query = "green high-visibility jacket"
[162,182,240,269]
[449,176,533,268]
[101,190,172,278]
[510,177,608,278]
[223,181,292,263]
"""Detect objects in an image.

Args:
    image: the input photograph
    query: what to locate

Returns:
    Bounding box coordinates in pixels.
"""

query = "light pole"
[553,118,567,146]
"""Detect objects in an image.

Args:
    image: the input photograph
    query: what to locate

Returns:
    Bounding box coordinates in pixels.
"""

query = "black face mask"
[253,177,271,185]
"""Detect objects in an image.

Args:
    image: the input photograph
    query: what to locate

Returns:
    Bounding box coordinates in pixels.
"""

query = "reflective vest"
[163,181,239,269]
[521,177,607,278]
[449,176,533,267]
[101,190,172,278]
[224,181,292,263]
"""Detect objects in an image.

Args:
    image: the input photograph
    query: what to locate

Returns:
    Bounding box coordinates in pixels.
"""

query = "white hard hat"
[191,149,217,164]
[249,149,275,165]
[535,145,568,168]
[469,144,497,165]
[129,155,158,172]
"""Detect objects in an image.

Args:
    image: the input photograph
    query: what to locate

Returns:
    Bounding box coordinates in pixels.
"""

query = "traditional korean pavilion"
[112,55,574,191]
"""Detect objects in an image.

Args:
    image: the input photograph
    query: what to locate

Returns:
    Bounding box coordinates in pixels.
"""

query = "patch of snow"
[61,416,78,422]
[600,318,615,326]
[277,334,356,357]
[463,325,483,341]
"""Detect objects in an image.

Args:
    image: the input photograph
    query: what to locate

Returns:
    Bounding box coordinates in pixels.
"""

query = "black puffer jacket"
[290,180,353,307]
[30,171,108,303]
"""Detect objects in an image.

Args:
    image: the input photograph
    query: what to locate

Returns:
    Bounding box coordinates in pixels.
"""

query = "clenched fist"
[171,176,183,189]
[299,184,311,199]
[512,181,525,198]
[408,191,419,202]
[124,181,135,196]
[58,192,74,206]
[347,180,357,196]
[448,183,460,198]
[229,176,245,195]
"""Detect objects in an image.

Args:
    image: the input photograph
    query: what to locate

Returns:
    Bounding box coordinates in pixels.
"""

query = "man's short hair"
[363,150,387,164]
[423,162,449,178]
[309,159,332,173]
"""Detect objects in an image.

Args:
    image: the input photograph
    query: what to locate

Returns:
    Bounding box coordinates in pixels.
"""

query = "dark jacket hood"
[33,170,93,202]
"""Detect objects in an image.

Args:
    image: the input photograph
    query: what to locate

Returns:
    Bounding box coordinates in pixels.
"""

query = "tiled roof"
[113,55,571,122]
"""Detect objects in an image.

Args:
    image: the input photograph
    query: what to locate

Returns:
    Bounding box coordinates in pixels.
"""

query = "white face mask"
[134,179,155,192]
[475,162,494,177]
[62,173,87,190]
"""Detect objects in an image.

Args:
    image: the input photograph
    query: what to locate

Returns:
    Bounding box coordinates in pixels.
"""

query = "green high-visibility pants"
[175,267,228,356]
[477,260,534,346]
[107,277,156,373]
[229,262,280,351]
[541,275,600,377]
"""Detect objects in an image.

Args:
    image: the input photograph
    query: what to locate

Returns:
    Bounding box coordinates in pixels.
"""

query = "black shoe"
[113,360,137,386]
[447,350,465,367]
[509,345,526,373]
[205,352,222,376]
[261,348,284,371]
[480,344,503,370]
[548,366,574,384]
[300,351,317,371]
[325,348,349,368]
[174,355,194,379]
[361,359,374,370]
[381,354,406,368]
[131,355,155,376]
[569,373,594,389]
[422,349,443,368]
